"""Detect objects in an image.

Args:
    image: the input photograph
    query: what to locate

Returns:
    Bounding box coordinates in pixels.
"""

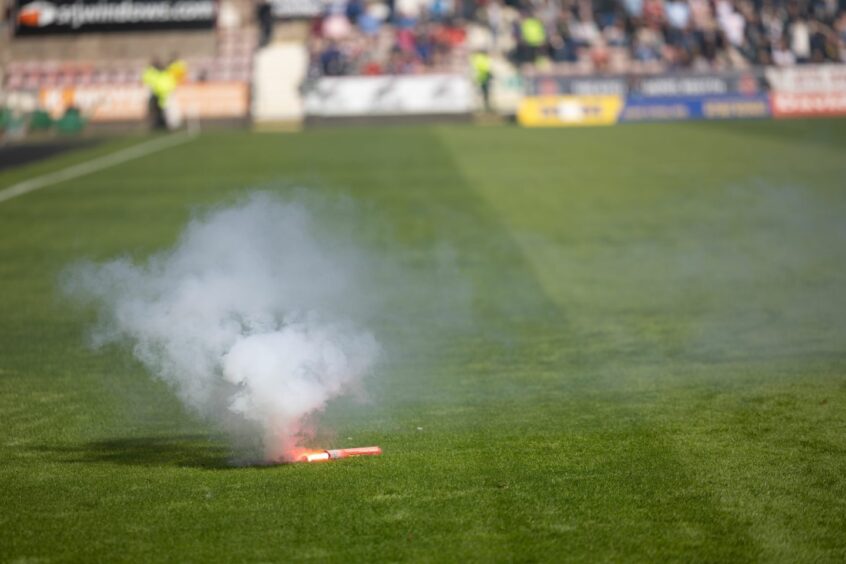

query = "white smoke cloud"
[63,192,381,463]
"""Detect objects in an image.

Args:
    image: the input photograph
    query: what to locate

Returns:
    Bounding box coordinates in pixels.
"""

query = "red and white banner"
[766,64,846,118]
[770,92,846,118]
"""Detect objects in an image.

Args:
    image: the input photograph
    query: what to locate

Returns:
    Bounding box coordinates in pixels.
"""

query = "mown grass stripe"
[0,132,197,204]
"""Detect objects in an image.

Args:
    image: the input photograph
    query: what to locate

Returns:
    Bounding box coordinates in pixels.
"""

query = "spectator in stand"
[665,0,690,38]
[346,0,366,23]
[633,23,664,61]
[761,3,784,44]
[571,2,602,51]
[357,4,383,35]
[550,10,578,61]
[537,0,561,32]
[319,40,347,75]
[307,0,474,77]
[518,10,548,64]
[604,16,629,48]
[430,0,453,20]
[790,16,812,62]
[642,0,665,29]
[838,12,846,61]
[257,0,274,48]
[772,37,796,65]
[323,7,353,40]
[484,0,507,50]
[168,54,188,85]
[717,2,745,49]
[1,0,10,40]
[622,0,644,18]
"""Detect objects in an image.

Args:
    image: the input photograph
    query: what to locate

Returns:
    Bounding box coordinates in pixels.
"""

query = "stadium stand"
[2,28,255,89]
[0,0,258,130]
[499,0,846,73]
[302,0,845,77]
[306,3,470,77]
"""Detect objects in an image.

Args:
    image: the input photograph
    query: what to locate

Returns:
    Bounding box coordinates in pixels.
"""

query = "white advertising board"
[766,65,846,94]
[303,74,474,117]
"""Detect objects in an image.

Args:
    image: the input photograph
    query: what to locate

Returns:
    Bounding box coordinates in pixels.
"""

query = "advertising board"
[770,92,846,117]
[38,82,249,121]
[526,70,766,98]
[631,71,765,97]
[765,65,846,94]
[519,66,846,125]
[269,0,324,18]
[39,85,147,121]
[302,75,474,117]
[14,0,216,34]
[620,95,771,122]
[766,65,846,117]
[528,76,627,97]
[517,95,624,127]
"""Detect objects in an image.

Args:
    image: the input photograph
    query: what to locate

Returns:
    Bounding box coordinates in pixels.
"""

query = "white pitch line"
[0,131,198,205]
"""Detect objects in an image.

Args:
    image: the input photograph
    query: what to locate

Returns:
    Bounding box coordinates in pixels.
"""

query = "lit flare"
[296,446,382,463]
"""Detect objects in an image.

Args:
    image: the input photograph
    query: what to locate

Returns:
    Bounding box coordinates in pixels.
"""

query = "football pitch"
[1,120,845,562]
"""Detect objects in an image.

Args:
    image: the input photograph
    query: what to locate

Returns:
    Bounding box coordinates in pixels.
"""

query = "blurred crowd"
[307,0,846,76]
[307,0,469,77]
[501,0,846,71]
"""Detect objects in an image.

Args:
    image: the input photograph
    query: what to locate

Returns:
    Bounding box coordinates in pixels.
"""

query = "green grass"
[1,120,845,562]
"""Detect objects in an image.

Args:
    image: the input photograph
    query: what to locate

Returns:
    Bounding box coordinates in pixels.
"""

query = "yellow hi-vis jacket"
[167,59,188,84]
[143,66,177,108]
[471,53,492,84]
[521,17,546,47]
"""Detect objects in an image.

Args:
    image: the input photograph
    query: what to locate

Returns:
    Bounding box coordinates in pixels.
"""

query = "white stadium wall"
[252,43,308,125]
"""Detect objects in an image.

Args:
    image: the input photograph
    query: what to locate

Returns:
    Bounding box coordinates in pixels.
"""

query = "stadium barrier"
[302,74,474,121]
[517,65,846,127]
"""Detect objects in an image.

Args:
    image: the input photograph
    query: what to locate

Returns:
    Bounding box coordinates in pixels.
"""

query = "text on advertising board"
[15,0,216,34]
[517,95,624,127]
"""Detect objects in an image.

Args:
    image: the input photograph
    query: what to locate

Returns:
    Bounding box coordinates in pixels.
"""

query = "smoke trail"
[63,192,382,463]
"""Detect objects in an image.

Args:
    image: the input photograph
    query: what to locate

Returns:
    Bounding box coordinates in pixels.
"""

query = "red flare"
[296,446,382,463]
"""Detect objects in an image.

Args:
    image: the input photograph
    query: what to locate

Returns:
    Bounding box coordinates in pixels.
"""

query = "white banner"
[270,0,324,18]
[766,65,846,94]
[303,75,474,117]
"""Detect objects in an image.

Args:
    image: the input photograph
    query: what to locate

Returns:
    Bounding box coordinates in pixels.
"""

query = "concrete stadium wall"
[252,42,307,125]
[7,31,218,62]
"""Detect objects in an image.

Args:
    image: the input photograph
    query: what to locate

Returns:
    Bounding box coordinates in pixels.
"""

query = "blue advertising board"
[619,95,771,122]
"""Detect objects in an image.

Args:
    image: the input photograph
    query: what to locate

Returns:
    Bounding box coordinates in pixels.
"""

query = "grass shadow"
[40,434,243,470]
